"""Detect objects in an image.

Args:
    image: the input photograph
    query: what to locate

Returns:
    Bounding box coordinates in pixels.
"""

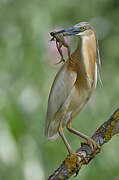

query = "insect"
[50,31,71,64]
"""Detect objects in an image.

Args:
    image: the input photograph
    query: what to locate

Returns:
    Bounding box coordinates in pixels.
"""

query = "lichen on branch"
[47,108,119,180]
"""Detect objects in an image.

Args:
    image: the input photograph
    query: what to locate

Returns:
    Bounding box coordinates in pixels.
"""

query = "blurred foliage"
[0,0,119,179]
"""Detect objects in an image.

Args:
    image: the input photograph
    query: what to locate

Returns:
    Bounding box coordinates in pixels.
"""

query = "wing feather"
[45,63,77,138]
[96,40,103,87]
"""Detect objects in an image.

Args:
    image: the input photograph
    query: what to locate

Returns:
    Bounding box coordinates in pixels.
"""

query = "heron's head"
[53,22,95,37]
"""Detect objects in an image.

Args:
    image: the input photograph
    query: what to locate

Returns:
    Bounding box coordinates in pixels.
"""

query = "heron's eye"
[80,26,86,31]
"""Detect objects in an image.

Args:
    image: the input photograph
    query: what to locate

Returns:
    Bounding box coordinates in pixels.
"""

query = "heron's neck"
[78,34,97,79]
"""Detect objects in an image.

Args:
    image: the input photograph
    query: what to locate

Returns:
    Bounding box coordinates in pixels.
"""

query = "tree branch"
[47,108,119,180]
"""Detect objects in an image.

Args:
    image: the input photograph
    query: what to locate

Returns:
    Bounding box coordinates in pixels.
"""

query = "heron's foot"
[81,139,100,158]
[65,152,88,176]
[56,58,65,65]
[66,152,88,167]
[75,152,88,164]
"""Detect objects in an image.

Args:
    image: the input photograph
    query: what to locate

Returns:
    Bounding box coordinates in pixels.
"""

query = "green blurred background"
[0,0,119,179]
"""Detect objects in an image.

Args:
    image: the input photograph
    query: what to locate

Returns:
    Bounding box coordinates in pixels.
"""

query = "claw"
[65,152,88,177]
[74,152,88,164]
[81,140,100,158]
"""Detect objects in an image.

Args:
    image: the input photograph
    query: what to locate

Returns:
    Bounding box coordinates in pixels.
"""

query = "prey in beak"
[50,26,84,64]
[50,32,71,64]
[50,27,79,64]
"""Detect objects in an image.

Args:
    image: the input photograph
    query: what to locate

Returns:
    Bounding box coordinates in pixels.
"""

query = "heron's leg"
[58,122,88,163]
[58,124,72,154]
[66,119,100,157]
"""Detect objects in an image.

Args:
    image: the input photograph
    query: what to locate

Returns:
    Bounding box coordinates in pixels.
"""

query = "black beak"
[50,26,80,37]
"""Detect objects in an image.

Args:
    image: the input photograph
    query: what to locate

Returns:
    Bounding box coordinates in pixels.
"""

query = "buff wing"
[45,63,77,139]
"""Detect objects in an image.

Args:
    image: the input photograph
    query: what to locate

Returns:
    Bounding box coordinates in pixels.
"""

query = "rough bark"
[47,108,119,180]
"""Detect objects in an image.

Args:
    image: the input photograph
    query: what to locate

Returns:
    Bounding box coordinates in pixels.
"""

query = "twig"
[47,108,119,180]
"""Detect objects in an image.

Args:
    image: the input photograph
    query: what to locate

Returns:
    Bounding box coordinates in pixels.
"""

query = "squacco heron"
[45,22,101,160]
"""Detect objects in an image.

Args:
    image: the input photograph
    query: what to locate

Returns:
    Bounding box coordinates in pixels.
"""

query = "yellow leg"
[66,120,100,157]
[58,125,72,154]
[58,123,88,163]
